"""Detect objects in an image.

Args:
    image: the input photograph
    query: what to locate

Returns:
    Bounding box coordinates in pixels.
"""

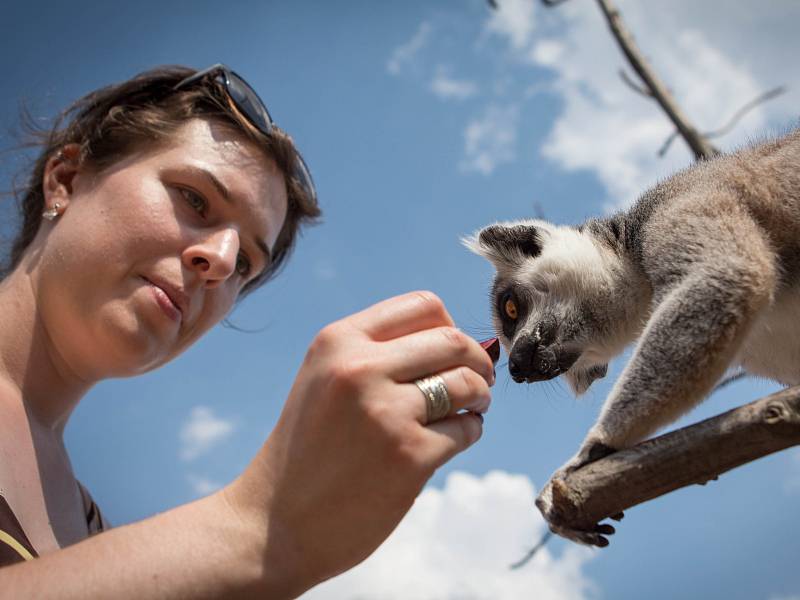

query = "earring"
[42,202,61,221]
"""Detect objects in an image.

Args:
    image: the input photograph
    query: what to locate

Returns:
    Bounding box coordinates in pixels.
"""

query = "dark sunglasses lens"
[225,72,273,134]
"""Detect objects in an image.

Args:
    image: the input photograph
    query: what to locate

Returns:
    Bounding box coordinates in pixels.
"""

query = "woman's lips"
[144,278,183,322]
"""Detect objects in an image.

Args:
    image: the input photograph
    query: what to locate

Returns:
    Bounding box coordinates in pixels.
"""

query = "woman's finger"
[417,412,485,469]
[345,291,455,342]
[380,326,495,385]
[403,366,492,425]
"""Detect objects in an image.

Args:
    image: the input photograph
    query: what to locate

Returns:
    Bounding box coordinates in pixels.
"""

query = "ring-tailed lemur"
[465,129,800,546]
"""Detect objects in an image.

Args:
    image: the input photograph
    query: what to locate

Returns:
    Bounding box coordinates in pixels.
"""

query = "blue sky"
[2,1,800,598]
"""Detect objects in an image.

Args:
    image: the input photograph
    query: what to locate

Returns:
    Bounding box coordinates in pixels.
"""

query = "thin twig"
[705,86,788,139]
[657,130,680,158]
[618,69,652,97]
[659,87,787,157]
[509,531,553,570]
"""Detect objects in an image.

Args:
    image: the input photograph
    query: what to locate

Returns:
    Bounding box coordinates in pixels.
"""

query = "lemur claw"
[544,513,616,548]
[537,447,622,548]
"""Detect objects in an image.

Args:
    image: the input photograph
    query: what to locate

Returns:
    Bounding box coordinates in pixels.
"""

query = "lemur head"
[464,219,626,395]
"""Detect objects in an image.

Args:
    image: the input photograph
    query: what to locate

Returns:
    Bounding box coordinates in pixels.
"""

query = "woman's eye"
[503,294,518,321]
[235,253,252,277]
[180,188,207,216]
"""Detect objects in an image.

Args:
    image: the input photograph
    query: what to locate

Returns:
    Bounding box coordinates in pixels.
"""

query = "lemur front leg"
[538,259,776,546]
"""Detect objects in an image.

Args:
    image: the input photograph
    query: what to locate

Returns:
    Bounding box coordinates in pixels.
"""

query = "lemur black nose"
[508,355,524,380]
[508,337,539,382]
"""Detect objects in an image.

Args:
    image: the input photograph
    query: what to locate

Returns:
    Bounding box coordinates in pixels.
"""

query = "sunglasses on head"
[174,64,317,205]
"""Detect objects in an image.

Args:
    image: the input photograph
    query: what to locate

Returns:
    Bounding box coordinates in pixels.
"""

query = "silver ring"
[414,374,451,424]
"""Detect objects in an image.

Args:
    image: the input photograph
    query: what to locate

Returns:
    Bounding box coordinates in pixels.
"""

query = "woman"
[0,65,495,598]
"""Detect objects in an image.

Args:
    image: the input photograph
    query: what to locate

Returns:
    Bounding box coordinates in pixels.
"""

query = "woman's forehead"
[169,118,269,169]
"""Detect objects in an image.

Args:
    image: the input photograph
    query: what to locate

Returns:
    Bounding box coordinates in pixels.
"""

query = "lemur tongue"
[480,337,501,365]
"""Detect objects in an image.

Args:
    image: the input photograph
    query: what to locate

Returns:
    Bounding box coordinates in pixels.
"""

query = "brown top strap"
[0,495,38,566]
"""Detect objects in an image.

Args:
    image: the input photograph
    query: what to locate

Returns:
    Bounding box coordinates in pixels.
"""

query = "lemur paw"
[536,479,617,547]
[536,444,623,548]
[572,440,617,471]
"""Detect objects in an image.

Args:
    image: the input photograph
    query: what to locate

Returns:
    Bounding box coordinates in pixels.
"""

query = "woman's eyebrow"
[192,166,233,204]
[188,166,272,269]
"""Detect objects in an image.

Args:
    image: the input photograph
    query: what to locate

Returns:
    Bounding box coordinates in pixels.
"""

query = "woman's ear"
[42,143,82,215]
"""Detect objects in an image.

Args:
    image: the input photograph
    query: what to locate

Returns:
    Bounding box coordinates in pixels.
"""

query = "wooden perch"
[548,385,800,530]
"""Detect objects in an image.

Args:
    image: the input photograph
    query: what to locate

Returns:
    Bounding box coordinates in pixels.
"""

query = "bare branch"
[618,69,652,97]
[594,0,720,160]
[542,0,572,6]
[544,385,800,532]
[705,86,788,139]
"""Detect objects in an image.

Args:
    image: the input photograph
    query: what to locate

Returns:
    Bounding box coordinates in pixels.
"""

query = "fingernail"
[472,411,484,424]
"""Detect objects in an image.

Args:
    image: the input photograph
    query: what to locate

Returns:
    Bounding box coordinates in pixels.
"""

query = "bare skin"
[0,118,494,597]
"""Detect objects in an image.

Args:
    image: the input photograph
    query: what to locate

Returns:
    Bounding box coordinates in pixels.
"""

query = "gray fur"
[465,129,800,545]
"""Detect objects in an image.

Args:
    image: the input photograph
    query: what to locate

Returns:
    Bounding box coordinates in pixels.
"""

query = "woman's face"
[34,118,288,379]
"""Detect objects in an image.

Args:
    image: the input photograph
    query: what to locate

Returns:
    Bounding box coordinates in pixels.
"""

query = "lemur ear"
[463,223,543,269]
[564,363,608,396]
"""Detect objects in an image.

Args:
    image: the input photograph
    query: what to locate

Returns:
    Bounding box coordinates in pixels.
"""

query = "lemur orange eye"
[504,297,518,320]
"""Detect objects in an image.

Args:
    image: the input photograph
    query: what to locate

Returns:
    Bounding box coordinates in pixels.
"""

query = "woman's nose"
[183,228,240,287]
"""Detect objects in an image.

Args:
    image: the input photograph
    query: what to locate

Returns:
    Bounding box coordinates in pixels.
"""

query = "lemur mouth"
[512,367,562,385]
[509,350,579,384]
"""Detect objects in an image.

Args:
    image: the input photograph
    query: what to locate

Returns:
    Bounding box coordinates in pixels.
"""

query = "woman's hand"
[225,291,496,597]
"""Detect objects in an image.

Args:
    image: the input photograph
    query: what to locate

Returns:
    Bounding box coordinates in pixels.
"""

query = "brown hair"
[7,65,320,296]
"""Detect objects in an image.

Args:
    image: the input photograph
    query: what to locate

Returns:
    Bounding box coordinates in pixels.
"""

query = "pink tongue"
[479,338,500,365]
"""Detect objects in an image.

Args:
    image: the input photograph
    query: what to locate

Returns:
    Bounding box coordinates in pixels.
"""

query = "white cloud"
[186,473,223,496]
[485,0,537,52]
[179,406,235,461]
[460,105,519,175]
[431,66,478,101]
[530,39,566,67]
[301,470,595,600]
[387,21,433,76]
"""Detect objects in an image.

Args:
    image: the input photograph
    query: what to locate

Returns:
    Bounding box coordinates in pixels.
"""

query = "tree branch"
[593,0,720,160]
[546,385,800,531]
